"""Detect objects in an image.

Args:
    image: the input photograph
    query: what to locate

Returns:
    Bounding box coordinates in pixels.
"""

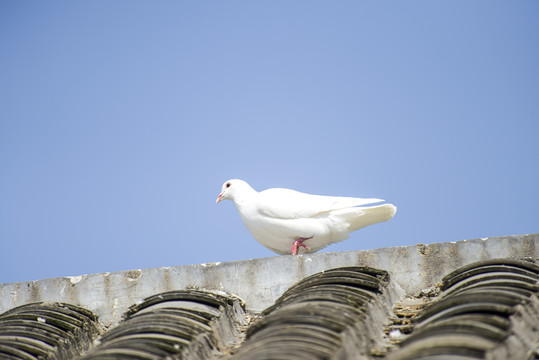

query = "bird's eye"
[226,182,231,188]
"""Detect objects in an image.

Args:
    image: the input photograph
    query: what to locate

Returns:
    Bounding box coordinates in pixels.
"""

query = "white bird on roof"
[216,179,396,255]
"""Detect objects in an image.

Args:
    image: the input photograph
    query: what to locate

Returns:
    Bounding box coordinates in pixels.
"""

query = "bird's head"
[216,179,251,204]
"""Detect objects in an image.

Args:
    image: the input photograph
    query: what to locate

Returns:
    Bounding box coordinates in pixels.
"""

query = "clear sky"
[1,1,537,284]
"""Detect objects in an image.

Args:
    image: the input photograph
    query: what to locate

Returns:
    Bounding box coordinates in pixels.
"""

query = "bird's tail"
[335,203,397,232]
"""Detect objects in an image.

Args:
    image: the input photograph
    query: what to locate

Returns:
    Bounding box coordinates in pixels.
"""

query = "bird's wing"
[256,188,384,219]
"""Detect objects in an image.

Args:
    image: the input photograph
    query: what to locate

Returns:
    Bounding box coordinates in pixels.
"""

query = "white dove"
[216,179,396,255]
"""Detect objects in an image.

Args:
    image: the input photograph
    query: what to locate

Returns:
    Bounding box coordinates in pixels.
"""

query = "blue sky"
[1,1,537,284]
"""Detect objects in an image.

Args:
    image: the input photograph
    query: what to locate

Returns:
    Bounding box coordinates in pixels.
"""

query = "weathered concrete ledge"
[1,234,537,326]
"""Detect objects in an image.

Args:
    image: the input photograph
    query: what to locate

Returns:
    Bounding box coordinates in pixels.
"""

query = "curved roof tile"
[0,302,101,359]
[233,266,390,359]
[388,258,539,360]
[79,290,245,360]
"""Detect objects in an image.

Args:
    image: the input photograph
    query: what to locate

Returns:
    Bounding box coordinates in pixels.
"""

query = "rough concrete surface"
[1,234,537,326]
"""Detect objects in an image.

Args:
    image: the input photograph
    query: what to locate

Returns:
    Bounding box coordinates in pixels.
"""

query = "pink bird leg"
[291,236,313,255]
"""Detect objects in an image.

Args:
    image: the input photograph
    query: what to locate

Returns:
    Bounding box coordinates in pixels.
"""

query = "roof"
[0,233,538,359]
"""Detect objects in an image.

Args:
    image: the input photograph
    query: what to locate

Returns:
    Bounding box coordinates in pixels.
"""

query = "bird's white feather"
[257,188,384,219]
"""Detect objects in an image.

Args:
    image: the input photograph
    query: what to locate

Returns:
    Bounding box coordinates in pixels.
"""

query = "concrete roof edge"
[1,233,537,326]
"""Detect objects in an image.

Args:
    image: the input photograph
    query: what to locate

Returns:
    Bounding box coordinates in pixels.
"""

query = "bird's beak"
[216,193,223,203]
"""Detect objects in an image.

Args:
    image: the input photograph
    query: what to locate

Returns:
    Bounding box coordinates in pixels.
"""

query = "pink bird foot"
[291,236,313,255]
